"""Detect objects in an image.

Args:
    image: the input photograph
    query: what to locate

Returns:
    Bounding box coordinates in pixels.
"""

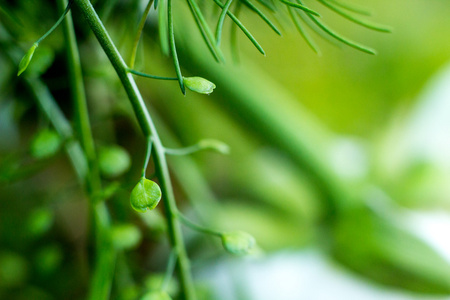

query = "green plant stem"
[26,78,88,181]
[142,136,153,178]
[178,212,222,237]
[36,0,74,45]
[162,250,178,291]
[129,0,154,69]
[58,1,115,299]
[168,0,185,94]
[128,68,178,80]
[74,1,196,299]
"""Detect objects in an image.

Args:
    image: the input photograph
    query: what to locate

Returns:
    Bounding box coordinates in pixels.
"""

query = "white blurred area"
[198,63,450,300]
[199,249,450,300]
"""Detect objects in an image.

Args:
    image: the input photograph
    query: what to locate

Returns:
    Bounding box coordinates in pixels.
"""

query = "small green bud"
[198,139,230,155]
[111,224,142,250]
[30,129,62,159]
[183,76,216,95]
[27,208,54,237]
[221,231,256,255]
[34,245,63,275]
[140,291,172,300]
[18,43,38,76]
[98,145,131,178]
[130,178,162,212]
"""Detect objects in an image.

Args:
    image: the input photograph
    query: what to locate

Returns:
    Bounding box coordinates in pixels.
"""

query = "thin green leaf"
[158,0,169,56]
[297,10,343,48]
[168,0,185,94]
[212,0,265,55]
[215,0,234,46]
[242,0,281,36]
[288,7,320,54]
[307,12,376,54]
[230,1,242,63]
[186,0,225,62]
[318,0,392,32]
[326,0,371,16]
[256,0,277,12]
[129,0,155,68]
[279,0,320,16]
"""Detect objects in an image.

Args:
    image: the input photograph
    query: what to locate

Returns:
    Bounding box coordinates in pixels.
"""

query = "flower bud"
[183,76,216,95]
[130,178,162,212]
[98,145,131,178]
[111,224,142,250]
[198,139,230,155]
[18,43,38,76]
[30,129,62,159]
[140,291,172,300]
[221,231,256,255]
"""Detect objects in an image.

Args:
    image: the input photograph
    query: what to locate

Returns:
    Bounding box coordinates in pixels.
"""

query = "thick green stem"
[74,1,196,299]
[58,0,115,298]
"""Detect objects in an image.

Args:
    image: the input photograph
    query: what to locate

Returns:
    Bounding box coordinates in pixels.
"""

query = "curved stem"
[129,0,154,69]
[74,1,196,299]
[178,211,222,237]
[168,0,185,94]
[142,136,153,178]
[37,0,74,44]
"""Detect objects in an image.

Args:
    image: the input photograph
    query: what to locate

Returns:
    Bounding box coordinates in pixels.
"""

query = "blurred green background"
[1,0,450,299]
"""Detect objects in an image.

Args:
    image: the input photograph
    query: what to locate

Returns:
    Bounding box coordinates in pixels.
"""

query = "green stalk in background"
[57,0,115,298]
[74,0,196,298]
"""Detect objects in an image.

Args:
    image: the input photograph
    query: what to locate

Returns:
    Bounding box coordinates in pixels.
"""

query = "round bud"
[98,145,131,178]
[221,231,256,255]
[140,291,172,300]
[130,178,162,213]
[30,129,62,159]
[110,224,142,250]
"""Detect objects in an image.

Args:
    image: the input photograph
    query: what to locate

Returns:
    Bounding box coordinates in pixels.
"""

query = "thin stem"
[288,6,320,54]
[168,0,185,94]
[211,0,265,55]
[128,68,178,80]
[318,0,392,32]
[178,211,222,237]
[142,136,153,178]
[129,0,155,69]
[215,0,233,46]
[74,1,196,299]
[36,0,74,45]
[161,250,178,291]
[279,0,320,16]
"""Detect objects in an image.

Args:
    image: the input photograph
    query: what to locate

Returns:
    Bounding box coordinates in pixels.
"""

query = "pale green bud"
[111,224,142,250]
[140,291,172,300]
[183,76,216,95]
[18,43,38,76]
[30,129,62,159]
[221,231,256,255]
[98,145,131,178]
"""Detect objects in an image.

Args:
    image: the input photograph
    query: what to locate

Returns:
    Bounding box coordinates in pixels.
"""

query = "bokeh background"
[1,0,450,299]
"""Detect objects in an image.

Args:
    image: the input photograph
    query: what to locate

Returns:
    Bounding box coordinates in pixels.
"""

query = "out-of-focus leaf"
[332,207,450,294]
